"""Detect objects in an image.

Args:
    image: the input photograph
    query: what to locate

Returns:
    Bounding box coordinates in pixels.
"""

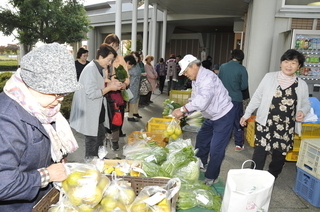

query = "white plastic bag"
[221,160,275,212]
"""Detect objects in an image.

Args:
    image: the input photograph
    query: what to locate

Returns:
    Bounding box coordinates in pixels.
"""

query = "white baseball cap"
[178,54,198,76]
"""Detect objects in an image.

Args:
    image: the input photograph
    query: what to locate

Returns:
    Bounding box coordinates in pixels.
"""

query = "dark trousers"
[232,101,244,147]
[159,76,166,93]
[167,77,176,94]
[252,145,286,178]
[195,106,235,180]
[84,123,105,157]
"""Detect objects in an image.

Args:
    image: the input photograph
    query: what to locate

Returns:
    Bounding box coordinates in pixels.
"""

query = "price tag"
[143,192,165,206]
[145,155,156,162]
[196,194,209,205]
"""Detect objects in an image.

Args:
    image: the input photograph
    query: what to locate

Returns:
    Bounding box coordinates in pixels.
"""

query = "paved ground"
[67,90,319,212]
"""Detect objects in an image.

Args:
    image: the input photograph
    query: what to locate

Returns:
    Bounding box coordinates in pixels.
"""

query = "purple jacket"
[0,92,53,211]
[185,66,233,120]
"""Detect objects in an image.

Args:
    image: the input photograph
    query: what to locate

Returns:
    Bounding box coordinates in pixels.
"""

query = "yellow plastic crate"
[245,116,256,147]
[127,131,168,147]
[169,90,191,105]
[146,117,173,134]
[285,135,301,162]
[285,148,300,162]
[301,123,320,139]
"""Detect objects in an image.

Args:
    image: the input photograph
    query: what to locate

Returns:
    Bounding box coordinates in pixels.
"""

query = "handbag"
[139,78,152,95]
[108,90,125,106]
[111,103,123,126]
[220,160,275,212]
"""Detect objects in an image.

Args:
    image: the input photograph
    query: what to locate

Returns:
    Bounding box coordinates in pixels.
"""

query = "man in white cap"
[172,54,235,186]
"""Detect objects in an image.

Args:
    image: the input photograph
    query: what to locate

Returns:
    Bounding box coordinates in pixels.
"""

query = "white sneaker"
[235,145,244,152]
[200,164,208,172]
[203,178,218,186]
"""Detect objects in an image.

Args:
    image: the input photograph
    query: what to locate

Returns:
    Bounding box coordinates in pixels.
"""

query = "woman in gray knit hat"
[0,43,81,211]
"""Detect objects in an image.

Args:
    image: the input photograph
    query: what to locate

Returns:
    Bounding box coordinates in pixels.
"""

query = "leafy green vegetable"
[125,146,168,165]
[161,145,196,176]
[142,161,170,178]
[114,65,128,82]
[177,190,197,210]
[114,64,130,100]
[172,159,200,181]
[177,181,222,211]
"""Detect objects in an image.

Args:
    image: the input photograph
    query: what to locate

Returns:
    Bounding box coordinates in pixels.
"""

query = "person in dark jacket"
[75,47,90,80]
[0,43,81,211]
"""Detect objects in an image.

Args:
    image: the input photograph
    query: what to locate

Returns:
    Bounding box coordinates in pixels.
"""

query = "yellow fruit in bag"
[170,134,178,140]
[174,127,182,136]
[166,126,175,135]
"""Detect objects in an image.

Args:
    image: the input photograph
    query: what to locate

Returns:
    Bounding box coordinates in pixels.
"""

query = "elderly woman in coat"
[69,44,122,158]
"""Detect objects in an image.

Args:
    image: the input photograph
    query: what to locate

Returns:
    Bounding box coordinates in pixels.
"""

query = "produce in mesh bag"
[129,178,181,212]
[99,174,136,212]
[163,119,182,140]
[59,163,110,210]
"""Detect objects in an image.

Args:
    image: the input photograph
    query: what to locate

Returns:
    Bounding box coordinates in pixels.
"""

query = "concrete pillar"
[151,3,157,63]
[131,0,138,51]
[243,0,277,96]
[87,29,96,61]
[115,0,122,42]
[161,9,167,59]
[143,0,149,56]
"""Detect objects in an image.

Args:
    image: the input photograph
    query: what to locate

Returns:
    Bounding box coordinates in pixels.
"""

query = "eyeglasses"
[54,93,70,99]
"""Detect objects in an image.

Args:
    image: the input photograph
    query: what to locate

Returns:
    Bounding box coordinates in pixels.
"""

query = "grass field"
[0,60,18,66]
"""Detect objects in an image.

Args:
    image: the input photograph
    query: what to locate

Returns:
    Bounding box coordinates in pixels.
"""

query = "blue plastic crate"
[294,167,320,207]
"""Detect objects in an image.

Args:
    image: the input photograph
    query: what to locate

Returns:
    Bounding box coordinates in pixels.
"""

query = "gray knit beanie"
[20,43,82,94]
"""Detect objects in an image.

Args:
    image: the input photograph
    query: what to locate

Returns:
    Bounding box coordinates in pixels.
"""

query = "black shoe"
[127,117,139,122]
[119,133,126,137]
[133,114,142,118]
[112,142,119,151]
[148,101,153,103]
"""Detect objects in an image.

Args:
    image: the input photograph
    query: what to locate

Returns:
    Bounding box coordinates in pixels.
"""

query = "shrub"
[0,72,14,92]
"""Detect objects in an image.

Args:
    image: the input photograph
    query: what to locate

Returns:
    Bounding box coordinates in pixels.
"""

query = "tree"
[0,0,92,53]
[124,39,143,55]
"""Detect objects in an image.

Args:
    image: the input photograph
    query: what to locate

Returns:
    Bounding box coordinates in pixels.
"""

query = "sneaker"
[133,114,142,118]
[127,117,139,122]
[112,142,119,151]
[203,178,218,186]
[235,145,244,151]
[200,164,208,172]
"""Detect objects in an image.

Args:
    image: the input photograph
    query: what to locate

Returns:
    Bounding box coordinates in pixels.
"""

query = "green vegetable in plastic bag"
[177,190,197,210]
[142,161,170,178]
[161,145,196,176]
[194,189,222,211]
[172,158,200,181]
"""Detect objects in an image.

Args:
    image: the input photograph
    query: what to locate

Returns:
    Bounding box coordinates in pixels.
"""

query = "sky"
[0,0,106,46]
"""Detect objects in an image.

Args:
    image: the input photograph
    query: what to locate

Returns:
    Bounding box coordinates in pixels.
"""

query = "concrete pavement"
[67,91,319,212]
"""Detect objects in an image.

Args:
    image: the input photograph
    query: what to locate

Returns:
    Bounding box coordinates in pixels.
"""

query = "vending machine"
[277,29,320,99]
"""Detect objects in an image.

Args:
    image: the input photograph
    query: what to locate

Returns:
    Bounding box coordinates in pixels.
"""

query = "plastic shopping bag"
[220,160,275,212]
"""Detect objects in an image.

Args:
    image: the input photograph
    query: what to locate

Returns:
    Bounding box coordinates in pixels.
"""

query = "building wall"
[164,32,234,66]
